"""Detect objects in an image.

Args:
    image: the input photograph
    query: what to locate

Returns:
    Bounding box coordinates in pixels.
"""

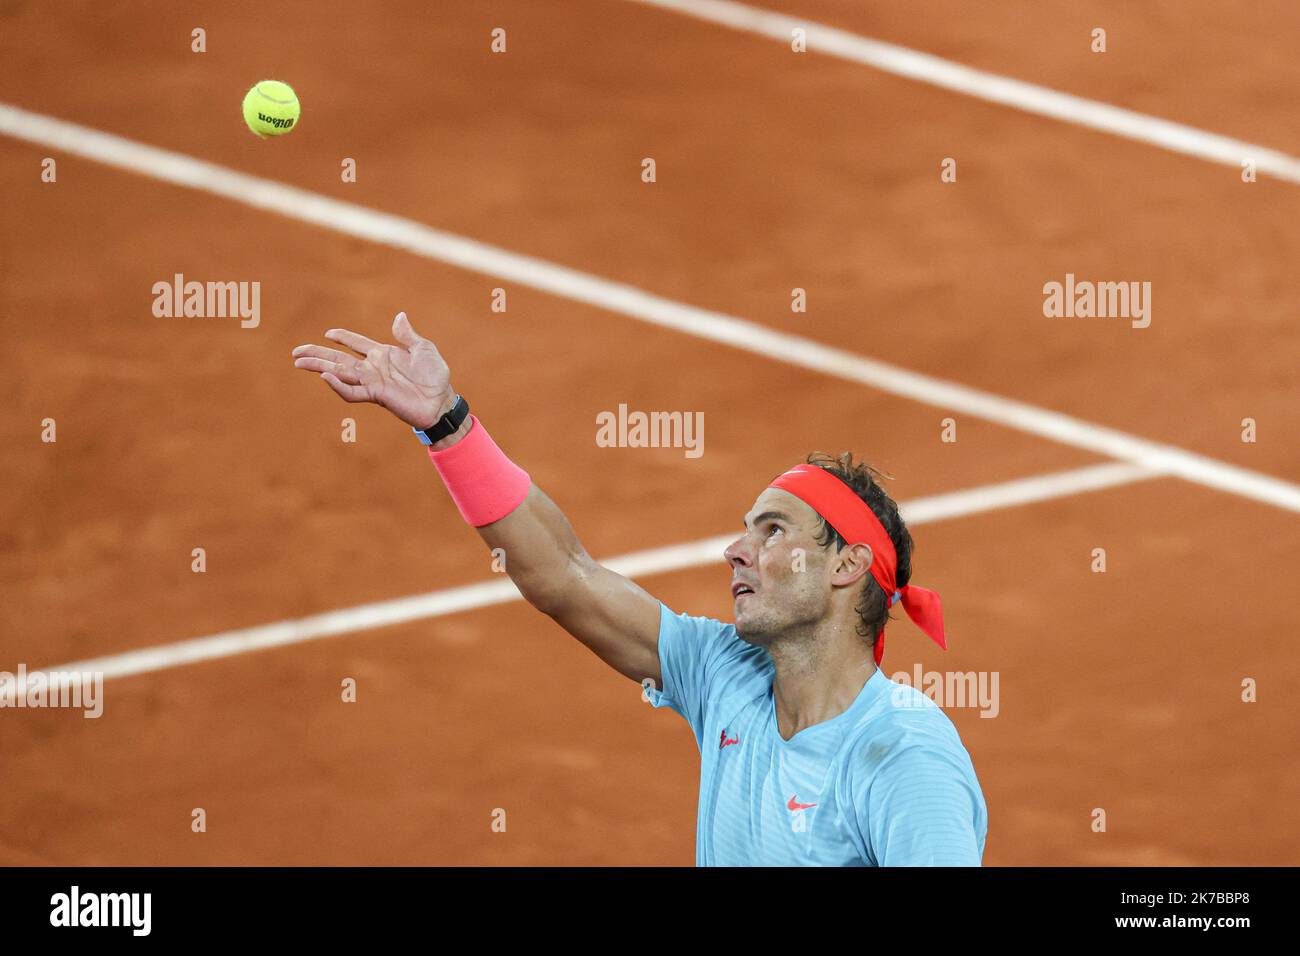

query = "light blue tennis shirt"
[647,602,988,866]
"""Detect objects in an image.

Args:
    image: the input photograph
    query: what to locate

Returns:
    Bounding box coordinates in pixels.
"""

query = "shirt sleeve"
[856,743,988,866]
[646,601,753,750]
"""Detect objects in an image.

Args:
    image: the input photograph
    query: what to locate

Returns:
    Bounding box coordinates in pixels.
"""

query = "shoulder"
[851,675,964,745]
[658,603,769,675]
[839,675,988,865]
[841,676,982,804]
[656,603,771,696]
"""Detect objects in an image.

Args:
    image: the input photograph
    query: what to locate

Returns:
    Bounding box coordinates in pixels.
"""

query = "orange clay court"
[1,0,1298,865]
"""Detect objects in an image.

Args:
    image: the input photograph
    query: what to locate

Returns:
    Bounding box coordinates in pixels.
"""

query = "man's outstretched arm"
[291,312,663,686]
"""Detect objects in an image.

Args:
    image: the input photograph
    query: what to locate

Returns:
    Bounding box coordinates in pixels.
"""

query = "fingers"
[324,327,382,357]
[320,371,370,402]
[291,343,363,383]
[291,343,354,364]
[391,311,423,349]
[294,356,362,384]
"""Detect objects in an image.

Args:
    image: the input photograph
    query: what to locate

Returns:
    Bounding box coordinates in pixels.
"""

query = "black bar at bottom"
[0,867,1287,942]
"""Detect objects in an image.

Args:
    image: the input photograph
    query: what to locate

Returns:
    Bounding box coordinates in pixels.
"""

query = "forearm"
[291,316,649,656]
[426,410,661,681]
[428,415,588,613]
[474,484,593,614]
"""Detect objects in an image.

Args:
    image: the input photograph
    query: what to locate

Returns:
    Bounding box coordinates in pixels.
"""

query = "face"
[725,487,851,646]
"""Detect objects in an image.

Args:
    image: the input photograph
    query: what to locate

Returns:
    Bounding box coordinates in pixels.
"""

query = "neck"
[767,619,876,741]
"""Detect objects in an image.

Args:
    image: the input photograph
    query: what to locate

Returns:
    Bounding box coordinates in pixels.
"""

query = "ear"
[829,542,873,588]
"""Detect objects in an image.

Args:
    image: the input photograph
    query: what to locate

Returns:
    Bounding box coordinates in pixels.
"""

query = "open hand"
[291,312,455,429]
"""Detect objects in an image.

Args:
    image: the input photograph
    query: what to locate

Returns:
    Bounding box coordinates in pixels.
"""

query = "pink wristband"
[427,415,531,527]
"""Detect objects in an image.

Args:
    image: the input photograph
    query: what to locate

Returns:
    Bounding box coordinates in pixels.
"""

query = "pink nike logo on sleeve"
[787,795,817,811]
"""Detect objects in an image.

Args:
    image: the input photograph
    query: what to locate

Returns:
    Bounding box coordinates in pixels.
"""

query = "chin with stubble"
[733,578,827,649]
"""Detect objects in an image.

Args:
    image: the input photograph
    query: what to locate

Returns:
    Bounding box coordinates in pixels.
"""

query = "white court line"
[628,0,1300,183]
[1,461,1158,690]
[1,103,1297,513]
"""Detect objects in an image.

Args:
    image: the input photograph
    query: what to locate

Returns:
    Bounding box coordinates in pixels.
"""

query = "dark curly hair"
[804,451,913,650]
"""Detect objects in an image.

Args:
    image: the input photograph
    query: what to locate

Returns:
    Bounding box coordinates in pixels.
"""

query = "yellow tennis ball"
[242,80,300,137]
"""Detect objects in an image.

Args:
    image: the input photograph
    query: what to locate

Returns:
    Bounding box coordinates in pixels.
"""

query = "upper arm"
[470,483,662,685]
[544,554,664,686]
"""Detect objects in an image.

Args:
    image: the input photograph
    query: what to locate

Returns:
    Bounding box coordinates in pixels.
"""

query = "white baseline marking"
[628,0,1300,183]
[2,462,1158,690]
[1,104,1296,512]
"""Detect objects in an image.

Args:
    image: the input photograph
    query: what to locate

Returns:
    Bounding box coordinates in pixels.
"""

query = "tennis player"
[292,312,988,866]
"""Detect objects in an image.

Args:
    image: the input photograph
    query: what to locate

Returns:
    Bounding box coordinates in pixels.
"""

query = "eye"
[765,523,782,538]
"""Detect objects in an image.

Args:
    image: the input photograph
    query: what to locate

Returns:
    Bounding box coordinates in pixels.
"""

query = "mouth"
[731,582,756,600]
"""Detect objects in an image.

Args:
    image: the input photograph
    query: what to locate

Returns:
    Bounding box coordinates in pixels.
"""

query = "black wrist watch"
[412,394,470,445]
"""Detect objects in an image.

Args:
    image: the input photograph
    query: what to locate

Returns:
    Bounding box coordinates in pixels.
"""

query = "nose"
[724,534,754,569]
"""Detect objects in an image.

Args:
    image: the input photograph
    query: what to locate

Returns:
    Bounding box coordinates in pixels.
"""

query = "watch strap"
[413,394,469,445]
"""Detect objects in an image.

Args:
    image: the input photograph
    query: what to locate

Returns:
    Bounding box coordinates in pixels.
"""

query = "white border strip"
[3,462,1158,689]
[2,103,1296,512]
[627,0,1300,183]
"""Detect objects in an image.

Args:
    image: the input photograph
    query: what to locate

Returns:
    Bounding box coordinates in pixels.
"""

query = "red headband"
[767,464,946,665]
